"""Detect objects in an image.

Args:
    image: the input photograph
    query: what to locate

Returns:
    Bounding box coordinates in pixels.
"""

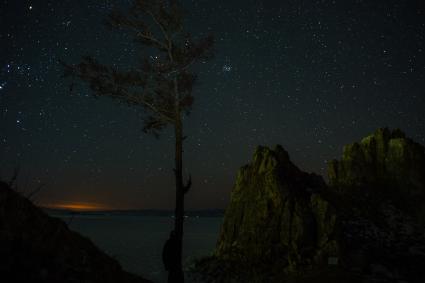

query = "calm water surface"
[57,215,222,283]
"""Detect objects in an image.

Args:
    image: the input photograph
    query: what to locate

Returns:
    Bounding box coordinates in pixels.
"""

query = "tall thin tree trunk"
[174,115,184,282]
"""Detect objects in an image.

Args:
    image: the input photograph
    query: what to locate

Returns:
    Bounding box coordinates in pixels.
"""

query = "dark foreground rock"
[326,128,425,283]
[191,129,425,283]
[0,181,151,283]
[328,127,425,224]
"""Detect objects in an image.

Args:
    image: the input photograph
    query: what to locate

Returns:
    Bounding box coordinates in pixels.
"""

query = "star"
[0,0,424,214]
[222,64,232,72]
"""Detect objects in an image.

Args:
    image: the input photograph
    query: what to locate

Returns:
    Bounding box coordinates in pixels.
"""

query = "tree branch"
[136,31,168,50]
[148,11,170,45]
[109,88,175,123]
[148,11,174,63]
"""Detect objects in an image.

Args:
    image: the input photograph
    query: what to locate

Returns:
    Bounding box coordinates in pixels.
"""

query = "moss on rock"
[192,129,425,283]
[215,145,337,274]
[328,128,425,223]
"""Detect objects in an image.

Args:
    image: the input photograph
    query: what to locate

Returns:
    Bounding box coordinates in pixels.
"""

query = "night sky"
[1,0,424,210]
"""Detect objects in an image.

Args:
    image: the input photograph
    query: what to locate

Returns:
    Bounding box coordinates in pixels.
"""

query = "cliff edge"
[192,129,425,283]
[0,181,151,283]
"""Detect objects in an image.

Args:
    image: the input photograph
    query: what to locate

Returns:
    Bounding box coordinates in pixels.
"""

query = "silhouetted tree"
[62,1,213,281]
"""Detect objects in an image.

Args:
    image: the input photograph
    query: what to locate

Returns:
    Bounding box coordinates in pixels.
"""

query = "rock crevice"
[216,145,338,271]
[193,128,425,283]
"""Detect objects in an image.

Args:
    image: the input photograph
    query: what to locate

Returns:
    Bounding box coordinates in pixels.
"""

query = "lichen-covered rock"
[328,128,425,224]
[215,145,338,272]
[0,181,151,283]
[325,128,425,283]
[192,132,425,283]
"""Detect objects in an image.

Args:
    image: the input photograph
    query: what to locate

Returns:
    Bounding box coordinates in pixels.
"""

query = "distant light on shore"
[46,202,108,211]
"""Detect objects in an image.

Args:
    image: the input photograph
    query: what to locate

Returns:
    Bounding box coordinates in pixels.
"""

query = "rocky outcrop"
[324,128,425,282]
[192,130,425,283]
[216,145,338,269]
[0,181,151,283]
[328,128,425,224]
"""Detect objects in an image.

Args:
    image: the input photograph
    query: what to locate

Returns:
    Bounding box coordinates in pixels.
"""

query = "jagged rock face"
[193,132,425,282]
[0,181,150,283]
[328,128,425,223]
[216,145,338,271]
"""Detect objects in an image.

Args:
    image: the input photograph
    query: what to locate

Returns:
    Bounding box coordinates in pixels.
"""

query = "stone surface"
[192,131,425,282]
[0,181,151,283]
[328,128,425,224]
[215,145,338,271]
[325,128,425,283]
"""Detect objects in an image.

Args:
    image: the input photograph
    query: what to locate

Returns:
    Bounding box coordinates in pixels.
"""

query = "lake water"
[57,215,223,283]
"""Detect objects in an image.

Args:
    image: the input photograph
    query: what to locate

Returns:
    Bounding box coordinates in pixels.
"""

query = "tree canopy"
[63,0,213,137]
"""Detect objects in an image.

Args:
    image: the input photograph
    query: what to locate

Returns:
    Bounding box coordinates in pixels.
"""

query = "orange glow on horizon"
[47,202,108,211]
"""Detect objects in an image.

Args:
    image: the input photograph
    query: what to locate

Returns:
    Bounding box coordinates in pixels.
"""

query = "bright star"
[222,65,232,72]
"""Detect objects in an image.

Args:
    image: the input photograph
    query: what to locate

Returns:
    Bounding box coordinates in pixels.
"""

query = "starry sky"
[1,0,424,210]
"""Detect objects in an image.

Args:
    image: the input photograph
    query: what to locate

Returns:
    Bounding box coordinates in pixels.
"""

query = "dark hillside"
[0,181,151,283]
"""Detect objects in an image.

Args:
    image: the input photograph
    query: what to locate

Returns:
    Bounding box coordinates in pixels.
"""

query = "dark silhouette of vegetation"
[0,181,151,283]
[62,1,213,281]
[163,230,183,283]
[2,166,45,202]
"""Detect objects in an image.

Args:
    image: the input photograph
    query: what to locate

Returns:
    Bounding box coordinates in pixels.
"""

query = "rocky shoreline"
[191,128,425,283]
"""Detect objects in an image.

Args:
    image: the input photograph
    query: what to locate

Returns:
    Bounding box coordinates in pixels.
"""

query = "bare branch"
[136,31,168,50]
[148,11,170,46]
[8,166,19,188]
[147,10,175,63]
[27,183,45,201]
[119,89,175,122]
